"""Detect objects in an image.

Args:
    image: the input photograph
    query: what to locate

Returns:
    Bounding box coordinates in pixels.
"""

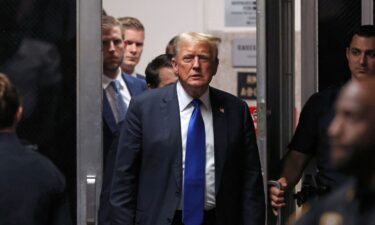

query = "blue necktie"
[110,80,128,123]
[183,99,205,225]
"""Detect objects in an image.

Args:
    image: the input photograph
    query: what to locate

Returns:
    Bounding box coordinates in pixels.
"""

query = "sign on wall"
[238,72,257,100]
[232,38,256,67]
[225,0,257,27]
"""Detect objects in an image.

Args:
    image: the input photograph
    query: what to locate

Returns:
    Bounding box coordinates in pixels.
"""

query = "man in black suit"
[110,32,265,225]
[99,15,147,225]
[0,73,71,225]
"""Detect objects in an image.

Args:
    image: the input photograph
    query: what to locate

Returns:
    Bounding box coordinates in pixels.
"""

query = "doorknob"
[86,175,96,225]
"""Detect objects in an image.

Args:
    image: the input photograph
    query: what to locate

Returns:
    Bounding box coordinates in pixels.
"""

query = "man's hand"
[269,177,288,216]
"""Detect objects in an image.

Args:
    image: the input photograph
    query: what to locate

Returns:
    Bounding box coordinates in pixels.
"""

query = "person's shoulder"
[316,85,342,98]
[123,73,146,84]
[123,73,147,90]
[136,73,146,80]
[302,85,342,113]
[19,148,65,187]
[210,86,247,107]
[134,83,175,103]
[0,135,65,189]
[319,178,356,207]
[293,179,356,225]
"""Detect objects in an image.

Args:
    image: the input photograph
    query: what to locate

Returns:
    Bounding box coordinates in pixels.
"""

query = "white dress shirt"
[176,81,215,210]
[102,68,132,123]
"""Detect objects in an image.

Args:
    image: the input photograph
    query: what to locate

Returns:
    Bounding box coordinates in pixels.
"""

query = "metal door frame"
[362,0,374,25]
[301,0,319,104]
[77,0,103,224]
[257,0,295,224]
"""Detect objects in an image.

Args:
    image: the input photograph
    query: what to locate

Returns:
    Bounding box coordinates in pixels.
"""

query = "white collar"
[102,68,125,89]
[176,81,211,112]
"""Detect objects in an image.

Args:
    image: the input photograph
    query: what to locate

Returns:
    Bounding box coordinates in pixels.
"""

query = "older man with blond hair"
[110,32,265,225]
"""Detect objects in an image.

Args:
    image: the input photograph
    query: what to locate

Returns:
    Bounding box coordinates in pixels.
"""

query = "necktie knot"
[111,80,121,94]
[192,99,202,108]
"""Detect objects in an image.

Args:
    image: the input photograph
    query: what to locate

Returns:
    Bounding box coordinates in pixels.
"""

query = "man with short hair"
[145,54,177,88]
[101,15,147,163]
[292,77,375,225]
[110,32,265,225]
[270,25,375,214]
[0,73,72,225]
[118,17,145,79]
[99,15,147,225]
[166,36,177,58]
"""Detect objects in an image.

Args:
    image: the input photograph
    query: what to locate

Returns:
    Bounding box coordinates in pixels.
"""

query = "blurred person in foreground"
[0,73,71,225]
[270,25,375,214]
[292,77,375,225]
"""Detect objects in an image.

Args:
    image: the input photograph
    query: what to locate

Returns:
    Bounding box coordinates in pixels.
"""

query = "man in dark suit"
[99,15,147,225]
[101,15,147,162]
[110,32,265,225]
[0,73,72,225]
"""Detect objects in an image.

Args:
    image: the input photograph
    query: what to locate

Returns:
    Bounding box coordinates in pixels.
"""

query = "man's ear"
[212,58,219,76]
[172,57,179,74]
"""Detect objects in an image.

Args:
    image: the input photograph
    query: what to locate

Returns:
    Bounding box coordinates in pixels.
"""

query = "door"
[0,0,79,223]
[259,0,370,224]
[76,0,103,225]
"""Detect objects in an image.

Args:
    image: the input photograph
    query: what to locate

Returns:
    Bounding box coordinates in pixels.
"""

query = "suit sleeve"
[98,130,122,225]
[110,98,142,225]
[51,192,73,225]
[241,101,266,225]
[47,162,73,225]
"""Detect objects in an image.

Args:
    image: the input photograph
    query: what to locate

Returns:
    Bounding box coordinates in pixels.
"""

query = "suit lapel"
[102,90,118,134]
[103,73,139,135]
[161,84,183,191]
[122,73,135,96]
[210,88,228,195]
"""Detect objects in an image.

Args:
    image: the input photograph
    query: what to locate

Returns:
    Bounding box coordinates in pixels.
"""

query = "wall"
[103,0,256,98]
[103,0,205,77]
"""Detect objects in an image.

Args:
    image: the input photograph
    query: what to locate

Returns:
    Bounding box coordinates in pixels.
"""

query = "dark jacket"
[0,132,71,225]
[110,83,265,225]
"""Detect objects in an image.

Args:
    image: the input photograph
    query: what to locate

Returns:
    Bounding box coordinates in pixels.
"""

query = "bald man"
[291,78,375,225]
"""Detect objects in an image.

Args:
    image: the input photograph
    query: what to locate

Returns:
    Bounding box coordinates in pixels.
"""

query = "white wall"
[103,0,205,76]
[103,0,259,97]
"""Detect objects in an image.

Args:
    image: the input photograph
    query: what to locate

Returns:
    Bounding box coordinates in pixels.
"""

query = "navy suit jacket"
[0,133,72,225]
[102,73,147,163]
[99,73,147,225]
[110,83,265,225]
[135,73,145,80]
